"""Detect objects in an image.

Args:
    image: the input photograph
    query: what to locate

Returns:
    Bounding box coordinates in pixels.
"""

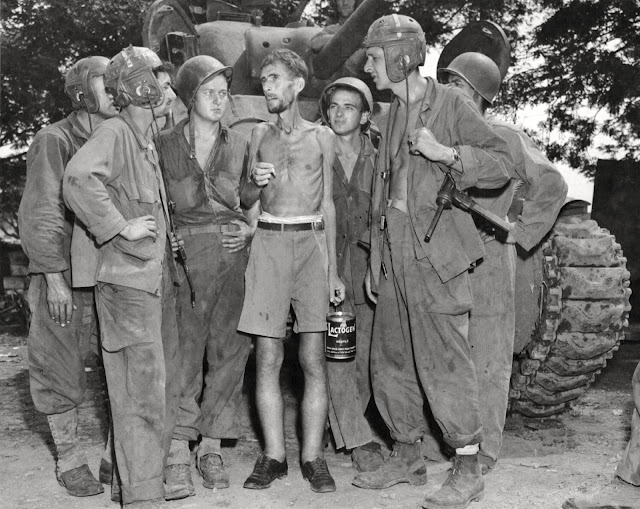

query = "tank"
[143,7,632,418]
[143,0,391,134]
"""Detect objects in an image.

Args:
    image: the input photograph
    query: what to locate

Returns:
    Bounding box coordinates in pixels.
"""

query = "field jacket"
[370,77,513,288]
[64,110,171,296]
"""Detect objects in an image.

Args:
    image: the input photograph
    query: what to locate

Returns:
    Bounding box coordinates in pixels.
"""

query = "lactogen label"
[328,323,356,337]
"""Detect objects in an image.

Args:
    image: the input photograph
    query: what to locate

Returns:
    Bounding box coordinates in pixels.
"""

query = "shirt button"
[337,253,342,259]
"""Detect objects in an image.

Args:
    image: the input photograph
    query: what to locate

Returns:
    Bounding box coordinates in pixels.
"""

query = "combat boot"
[49,409,103,497]
[352,441,427,489]
[164,439,193,499]
[352,441,385,472]
[422,454,484,509]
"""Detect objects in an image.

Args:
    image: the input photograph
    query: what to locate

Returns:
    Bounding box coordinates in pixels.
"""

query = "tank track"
[509,216,632,417]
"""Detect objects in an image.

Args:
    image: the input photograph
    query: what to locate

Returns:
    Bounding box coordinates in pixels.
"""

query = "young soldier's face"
[193,74,229,123]
[327,89,368,136]
[93,76,120,119]
[152,71,176,117]
[448,75,476,102]
[260,62,301,114]
[364,47,391,91]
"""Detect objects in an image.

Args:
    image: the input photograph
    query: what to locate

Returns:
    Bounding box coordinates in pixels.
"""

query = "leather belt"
[387,198,409,214]
[257,220,324,232]
[177,223,240,236]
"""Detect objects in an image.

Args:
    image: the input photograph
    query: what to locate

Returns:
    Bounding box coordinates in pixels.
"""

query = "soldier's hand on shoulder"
[251,162,276,187]
[120,215,158,241]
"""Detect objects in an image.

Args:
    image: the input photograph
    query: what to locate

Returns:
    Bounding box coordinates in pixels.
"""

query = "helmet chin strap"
[387,58,411,173]
[79,93,93,133]
[189,112,197,160]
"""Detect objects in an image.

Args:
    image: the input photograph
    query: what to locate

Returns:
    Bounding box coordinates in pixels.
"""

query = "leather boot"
[49,409,103,497]
[352,441,385,472]
[353,441,427,489]
[422,454,484,509]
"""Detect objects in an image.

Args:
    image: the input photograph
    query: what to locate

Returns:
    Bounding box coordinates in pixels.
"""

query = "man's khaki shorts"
[238,227,329,338]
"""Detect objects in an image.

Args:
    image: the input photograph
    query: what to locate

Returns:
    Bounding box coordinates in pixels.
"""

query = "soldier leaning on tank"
[352,15,514,509]
[156,55,259,496]
[63,46,185,507]
[317,77,385,472]
[17,56,119,498]
[427,52,568,474]
[237,48,346,494]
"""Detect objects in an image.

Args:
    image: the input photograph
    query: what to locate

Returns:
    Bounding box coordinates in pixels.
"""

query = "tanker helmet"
[104,46,166,109]
[64,56,110,114]
[319,77,373,131]
[363,14,426,83]
[437,52,502,105]
[175,55,233,111]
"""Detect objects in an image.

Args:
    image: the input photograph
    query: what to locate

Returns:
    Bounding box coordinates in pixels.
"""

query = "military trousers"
[27,273,101,472]
[170,231,251,455]
[96,265,181,504]
[371,207,482,449]
[327,299,375,450]
[616,361,640,485]
[422,238,516,465]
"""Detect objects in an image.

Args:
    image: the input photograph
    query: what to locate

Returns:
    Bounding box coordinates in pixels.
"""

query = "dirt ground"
[1,331,639,509]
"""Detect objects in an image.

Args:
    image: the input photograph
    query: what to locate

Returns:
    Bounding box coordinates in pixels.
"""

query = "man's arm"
[448,93,513,191]
[408,91,513,191]
[64,128,157,245]
[317,126,345,305]
[19,132,72,274]
[18,132,75,325]
[240,123,272,208]
[508,129,568,251]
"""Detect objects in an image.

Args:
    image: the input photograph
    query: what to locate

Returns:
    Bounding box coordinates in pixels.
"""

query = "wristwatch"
[449,147,461,166]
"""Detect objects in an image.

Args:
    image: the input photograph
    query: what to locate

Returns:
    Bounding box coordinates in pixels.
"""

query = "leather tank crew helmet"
[105,45,166,109]
[64,56,110,114]
[319,77,374,132]
[437,52,502,105]
[174,55,233,111]
[363,14,427,83]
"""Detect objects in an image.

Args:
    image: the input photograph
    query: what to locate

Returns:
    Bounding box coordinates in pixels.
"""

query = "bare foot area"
[1,332,638,509]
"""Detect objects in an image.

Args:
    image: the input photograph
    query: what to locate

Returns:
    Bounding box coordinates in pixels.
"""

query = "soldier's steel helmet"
[438,52,502,105]
[105,45,166,109]
[319,77,373,131]
[175,55,233,110]
[64,56,110,114]
[363,14,426,83]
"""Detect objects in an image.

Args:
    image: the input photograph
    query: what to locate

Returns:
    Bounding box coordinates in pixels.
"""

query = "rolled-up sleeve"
[63,128,128,245]
[511,130,568,251]
[449,94,513,191]
[18,133,71,274]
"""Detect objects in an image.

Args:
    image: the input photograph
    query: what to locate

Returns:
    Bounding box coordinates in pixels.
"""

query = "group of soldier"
[17,4,640,509]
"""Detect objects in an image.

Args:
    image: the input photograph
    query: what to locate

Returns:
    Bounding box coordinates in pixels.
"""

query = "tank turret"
[143,0,389,99]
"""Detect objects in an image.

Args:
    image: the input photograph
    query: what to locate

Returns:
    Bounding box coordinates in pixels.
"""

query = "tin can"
[326,311,356,360]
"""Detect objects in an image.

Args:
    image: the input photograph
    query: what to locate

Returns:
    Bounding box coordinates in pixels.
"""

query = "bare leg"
[299,331,329,463]
[256,336,286,461]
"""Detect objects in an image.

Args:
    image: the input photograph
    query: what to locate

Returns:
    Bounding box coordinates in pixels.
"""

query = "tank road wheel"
[509,216,632,417]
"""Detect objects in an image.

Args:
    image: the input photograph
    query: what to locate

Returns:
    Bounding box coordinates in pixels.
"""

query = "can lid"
[326,311,356,320]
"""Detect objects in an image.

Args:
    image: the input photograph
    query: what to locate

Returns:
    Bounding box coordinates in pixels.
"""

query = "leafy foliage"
[1,0,150,149]
[503,0,640,176]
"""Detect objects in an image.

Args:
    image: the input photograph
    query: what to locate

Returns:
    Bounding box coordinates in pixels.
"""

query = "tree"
[0,0,151,241]
[503,0,640,177]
